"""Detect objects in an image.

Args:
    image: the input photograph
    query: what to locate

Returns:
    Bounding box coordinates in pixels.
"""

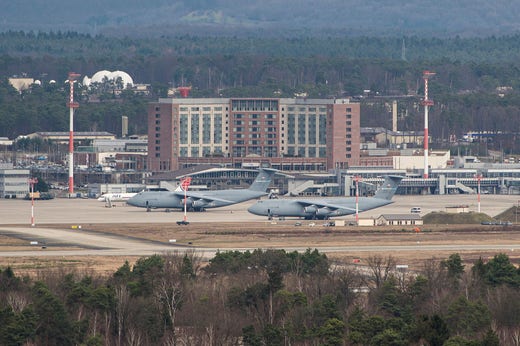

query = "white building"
[393,150,450,170]
[0,163,30,198]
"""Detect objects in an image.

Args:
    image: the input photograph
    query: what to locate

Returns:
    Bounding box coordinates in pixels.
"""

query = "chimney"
[392,100,397,132]
[122,116,128,138]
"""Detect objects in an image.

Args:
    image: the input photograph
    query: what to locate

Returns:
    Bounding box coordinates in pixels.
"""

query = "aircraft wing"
[296,199,357,212]
[172,191,235,204]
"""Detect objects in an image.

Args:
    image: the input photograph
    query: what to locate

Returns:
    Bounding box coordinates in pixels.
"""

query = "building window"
[191,114,199,144]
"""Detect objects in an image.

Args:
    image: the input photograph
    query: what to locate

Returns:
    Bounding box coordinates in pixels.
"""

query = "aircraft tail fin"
[248,168,277,192]
[373,175,403,200]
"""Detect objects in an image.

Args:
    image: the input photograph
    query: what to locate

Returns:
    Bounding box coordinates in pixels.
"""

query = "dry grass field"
[2,221,520,277]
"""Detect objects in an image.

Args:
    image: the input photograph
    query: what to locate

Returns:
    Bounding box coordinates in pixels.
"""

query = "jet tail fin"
[373,175,403,200]
[248,168,277,192]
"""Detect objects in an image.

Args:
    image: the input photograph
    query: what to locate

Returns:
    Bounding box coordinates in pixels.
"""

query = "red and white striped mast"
[67,72,80,197]
[181,177,192,222]
[422,71,435,179]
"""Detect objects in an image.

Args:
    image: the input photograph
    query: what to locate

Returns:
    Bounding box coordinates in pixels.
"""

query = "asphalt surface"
[1,194,519,258]
[2,193,519,225]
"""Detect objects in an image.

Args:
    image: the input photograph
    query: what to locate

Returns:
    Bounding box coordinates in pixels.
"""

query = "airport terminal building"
[147,97,360,172]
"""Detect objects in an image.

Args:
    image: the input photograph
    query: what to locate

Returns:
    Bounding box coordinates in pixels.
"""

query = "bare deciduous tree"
[6,292,28,312]
[114,284,129,346]
[125,327,142,346]
[366,255,396,289]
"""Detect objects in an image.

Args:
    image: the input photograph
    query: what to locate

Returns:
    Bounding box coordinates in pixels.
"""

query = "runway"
[0,194,519,260]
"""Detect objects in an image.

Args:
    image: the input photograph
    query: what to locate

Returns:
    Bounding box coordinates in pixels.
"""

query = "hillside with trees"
[3,0,520,37]
[2,250,518,345]
[3,33,520,153]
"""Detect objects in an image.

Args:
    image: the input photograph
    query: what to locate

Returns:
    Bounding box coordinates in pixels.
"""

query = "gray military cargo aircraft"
[247,175,403,220]
[127,168,277,211]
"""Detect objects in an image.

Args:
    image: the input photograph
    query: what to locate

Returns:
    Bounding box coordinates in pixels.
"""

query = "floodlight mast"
[67,72,80,197]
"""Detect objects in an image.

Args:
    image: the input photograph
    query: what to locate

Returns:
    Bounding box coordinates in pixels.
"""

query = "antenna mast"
[67,72,80,197]
[421,70,435,179]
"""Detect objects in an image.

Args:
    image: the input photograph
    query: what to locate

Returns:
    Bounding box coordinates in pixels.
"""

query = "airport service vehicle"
[248,175,403,220]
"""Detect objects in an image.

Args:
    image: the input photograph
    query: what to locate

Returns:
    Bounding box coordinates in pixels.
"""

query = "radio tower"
[421,71,435,179]
[67,72,80,197]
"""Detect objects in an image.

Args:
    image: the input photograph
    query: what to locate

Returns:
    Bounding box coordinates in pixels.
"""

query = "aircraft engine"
[192,200,208,208]
[316,207,332,217]
[303,205,318,214]
[182,197,195,207]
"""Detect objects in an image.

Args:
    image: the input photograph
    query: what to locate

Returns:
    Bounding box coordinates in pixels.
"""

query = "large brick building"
[148,97,360,172]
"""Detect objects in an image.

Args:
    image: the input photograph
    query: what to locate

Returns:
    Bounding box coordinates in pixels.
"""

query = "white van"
[410,207,421,213]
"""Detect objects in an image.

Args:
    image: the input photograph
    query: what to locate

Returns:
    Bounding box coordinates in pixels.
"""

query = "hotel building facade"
[148,97,360,172]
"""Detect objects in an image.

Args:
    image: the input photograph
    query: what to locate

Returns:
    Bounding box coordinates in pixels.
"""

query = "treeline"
[2,249,520,345]
[7,31,520,62]
[5,33,520,151]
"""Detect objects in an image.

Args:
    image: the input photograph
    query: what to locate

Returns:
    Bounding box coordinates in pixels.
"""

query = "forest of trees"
[4,0,520,37]
[2,249,520,345]
[3,33,520,152]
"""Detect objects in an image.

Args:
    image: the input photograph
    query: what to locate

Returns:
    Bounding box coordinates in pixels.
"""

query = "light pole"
[29,177,38,226]
[476,174,482,213]
[355,176,360,224]
[515,199,520,223]
[181,177,191,222]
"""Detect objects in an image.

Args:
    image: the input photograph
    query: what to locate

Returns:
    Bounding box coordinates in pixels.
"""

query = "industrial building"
[147,97,360,172]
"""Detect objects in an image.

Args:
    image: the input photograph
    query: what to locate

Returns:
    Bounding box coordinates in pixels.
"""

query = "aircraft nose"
[126,195,140,207]
[247,202,263,215]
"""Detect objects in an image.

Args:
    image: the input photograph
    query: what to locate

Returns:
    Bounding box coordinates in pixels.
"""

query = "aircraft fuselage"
[127,189,266,210]
[247,197,393,219]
